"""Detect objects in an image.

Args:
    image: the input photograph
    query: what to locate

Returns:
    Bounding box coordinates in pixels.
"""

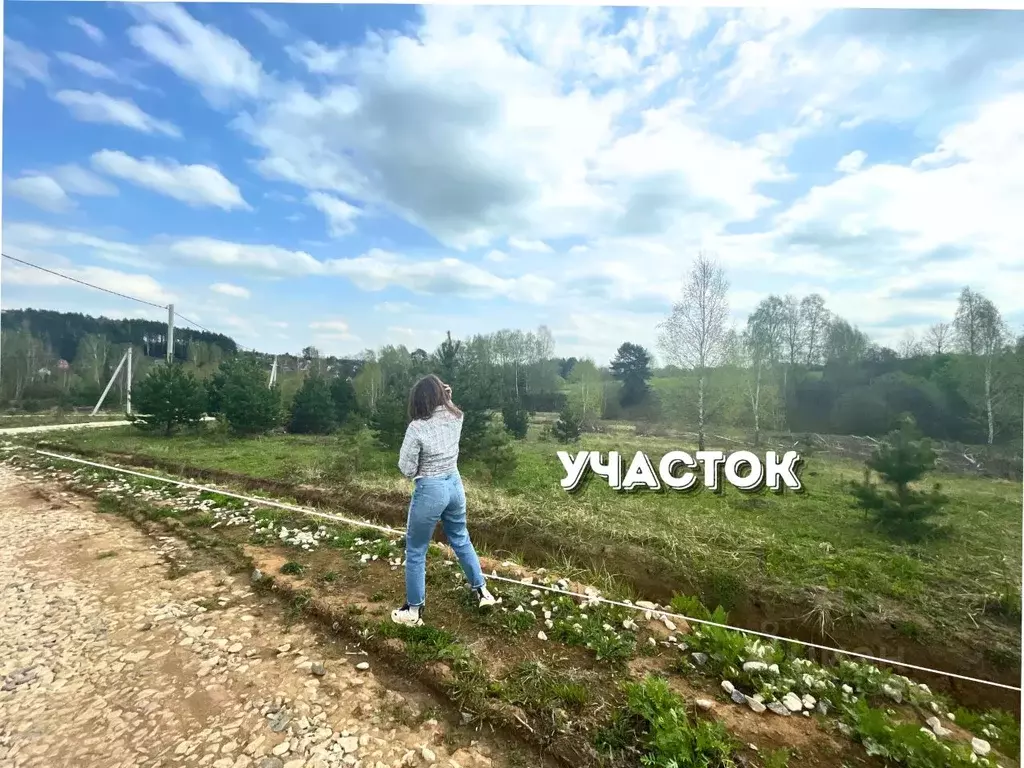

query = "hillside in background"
[0,308,364,411]
[1,308,238,362]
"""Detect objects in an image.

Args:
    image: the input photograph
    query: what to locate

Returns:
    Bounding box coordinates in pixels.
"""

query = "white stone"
[745,696,766,714]
[782,692,803,712]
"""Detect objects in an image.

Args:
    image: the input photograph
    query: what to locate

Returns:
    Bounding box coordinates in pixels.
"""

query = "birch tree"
[955,289,1008,444]
[799,294,829,365]
[744,296,787,446]
[953,287,984,356]
[656,252,730,451]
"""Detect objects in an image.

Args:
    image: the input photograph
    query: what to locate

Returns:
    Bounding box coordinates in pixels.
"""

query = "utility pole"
[269,356,278,389]
[92,350,130,417]
[126,346,133,416]
[166,303,175,364]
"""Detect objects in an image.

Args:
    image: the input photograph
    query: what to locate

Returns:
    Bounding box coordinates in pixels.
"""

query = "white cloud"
[374,301,416,313]
[55,52,150,91]
[91,151,250,211]
[324,250,557,303]
[310,319,350,333]
[6,175,74,213]
[163,234,556,304]
[508,238,552,253]
[227,7,816,260]
[127,3,266,105]
[169,238,323,273]
[485,250,508,262]
[1,220,153,271]
[4,38,49,87]
[250,9,290,39]
[286,41,350,74]
[68,17,105,44]
[50,164,119,197]
[56,52,117,80]
[307,193,362,237]
[3,262,173,306]
[310,318,357,345]
[54,91,181,137]
[3,222,138,256]
[210,283,251,299]
[835,150,866,174]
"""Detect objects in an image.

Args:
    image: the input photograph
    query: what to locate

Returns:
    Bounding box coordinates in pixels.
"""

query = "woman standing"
[392,374,497,627]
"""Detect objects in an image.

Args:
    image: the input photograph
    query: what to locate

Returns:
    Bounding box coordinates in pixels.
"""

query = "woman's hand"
[442,382,453,401]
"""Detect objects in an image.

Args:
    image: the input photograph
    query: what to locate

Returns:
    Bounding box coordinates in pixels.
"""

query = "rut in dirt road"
[0,466,503,768]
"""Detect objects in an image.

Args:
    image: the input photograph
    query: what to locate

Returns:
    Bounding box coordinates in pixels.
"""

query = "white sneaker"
[474,586,497,609]
[391,603,424,627]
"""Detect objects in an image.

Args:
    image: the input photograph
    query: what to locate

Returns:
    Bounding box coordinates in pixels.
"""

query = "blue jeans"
[405,472,485,606]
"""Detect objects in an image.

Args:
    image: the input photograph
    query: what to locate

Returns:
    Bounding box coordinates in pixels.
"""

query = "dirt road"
[0,465,503,768]
[0,417,216,436]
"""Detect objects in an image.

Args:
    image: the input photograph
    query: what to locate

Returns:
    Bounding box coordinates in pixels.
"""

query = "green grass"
[597,675,738,767]
[41,421,1022,660]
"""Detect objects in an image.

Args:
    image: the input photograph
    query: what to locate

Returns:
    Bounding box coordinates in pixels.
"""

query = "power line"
[175,313,258,354]
[2,253,169,311]
[175,313,215,336]
[4,252,263,356]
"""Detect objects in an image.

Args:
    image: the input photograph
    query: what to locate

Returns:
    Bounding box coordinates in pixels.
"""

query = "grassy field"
[32,417,1022,701]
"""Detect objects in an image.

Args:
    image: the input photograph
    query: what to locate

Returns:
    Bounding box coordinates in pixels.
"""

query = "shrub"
[551,403,583,443]
[288,375,337,435]
[501,400,530,439]
[849,416,949,540]
[130,363,206,436]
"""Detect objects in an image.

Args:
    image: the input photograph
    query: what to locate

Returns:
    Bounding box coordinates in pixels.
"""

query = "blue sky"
[3,4,1023,364]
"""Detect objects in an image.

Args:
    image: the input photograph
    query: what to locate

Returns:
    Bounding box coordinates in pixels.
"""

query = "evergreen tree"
[552,403,583,443]
[475,421,518,481]
[369,388,409,450]
[330,376,360,427]
[130,363,206,436]
[214,355,282,435]
[288,375,337,434]
[849,416,949,540]
[501,399,530,439]
[610,342,654,407]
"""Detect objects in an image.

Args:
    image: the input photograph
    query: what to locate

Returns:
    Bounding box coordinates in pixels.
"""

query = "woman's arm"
[397,424,421,479]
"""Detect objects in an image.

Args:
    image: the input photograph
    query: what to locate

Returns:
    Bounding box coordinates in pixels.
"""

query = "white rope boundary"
[28,448,1021,693]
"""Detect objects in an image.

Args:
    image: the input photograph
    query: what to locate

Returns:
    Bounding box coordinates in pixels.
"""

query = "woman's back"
[399,406,463,478]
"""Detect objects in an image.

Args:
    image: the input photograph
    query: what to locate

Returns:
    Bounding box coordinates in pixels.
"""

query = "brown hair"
[408,374,462,422]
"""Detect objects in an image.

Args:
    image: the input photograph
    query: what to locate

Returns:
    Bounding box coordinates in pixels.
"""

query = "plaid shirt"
[398,406,464,479]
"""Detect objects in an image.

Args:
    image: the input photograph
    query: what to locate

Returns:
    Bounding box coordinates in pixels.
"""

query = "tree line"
[650,254,1023,448]
[4,287,1022,450]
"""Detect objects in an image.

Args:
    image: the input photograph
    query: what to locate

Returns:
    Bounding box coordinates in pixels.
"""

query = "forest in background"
[2,277,1023,448]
